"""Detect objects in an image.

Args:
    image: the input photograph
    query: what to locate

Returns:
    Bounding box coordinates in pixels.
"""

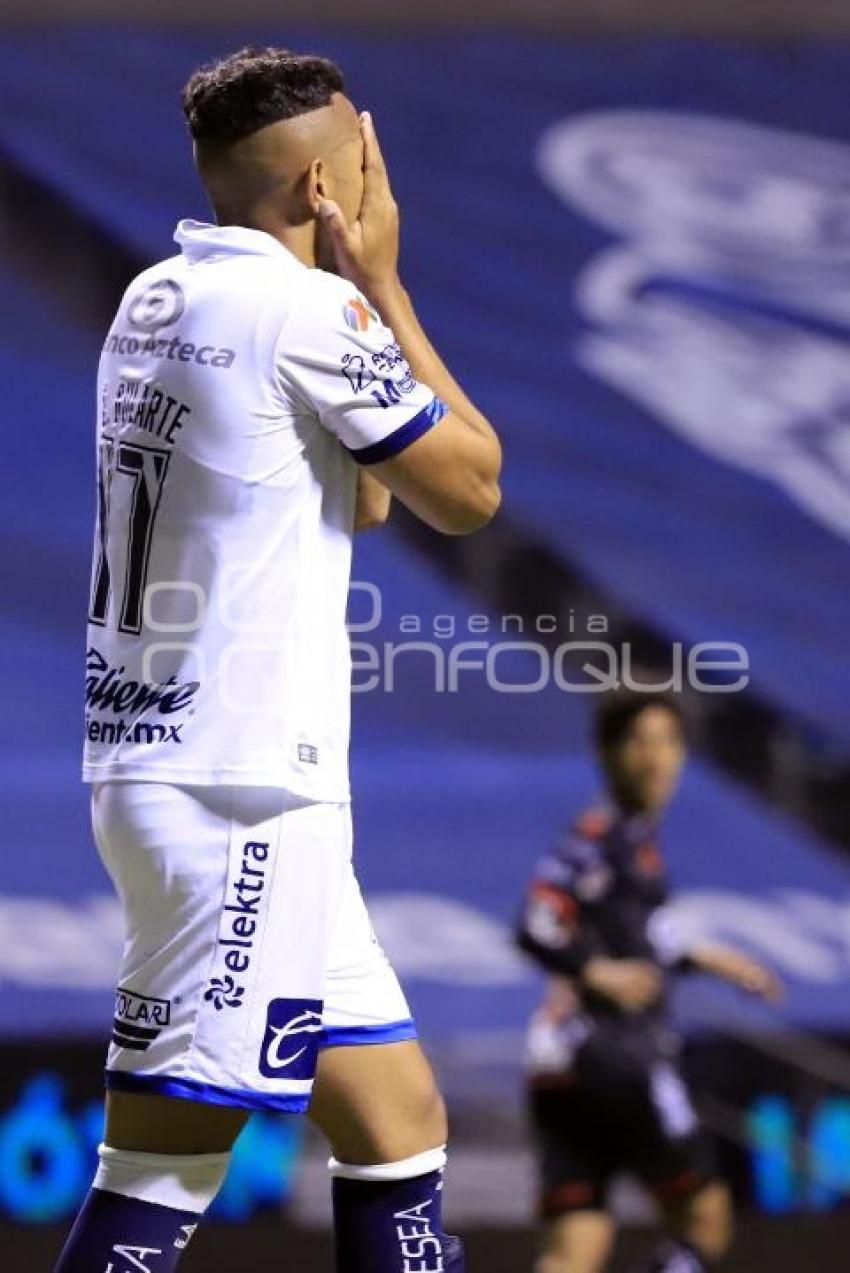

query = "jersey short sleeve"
[275,278,447,465]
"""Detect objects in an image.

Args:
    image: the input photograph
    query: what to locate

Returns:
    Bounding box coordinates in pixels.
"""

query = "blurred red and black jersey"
[516,804,686,1029]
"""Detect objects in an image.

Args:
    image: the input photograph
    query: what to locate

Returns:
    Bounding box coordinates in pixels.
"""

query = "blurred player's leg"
[536,1211,616,1273]
[670,1179,733,1261]
[648,1179,733,1271]
[528,1077,615,1273]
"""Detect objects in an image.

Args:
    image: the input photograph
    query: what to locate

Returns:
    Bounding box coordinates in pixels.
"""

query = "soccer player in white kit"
[57,46,501,1273]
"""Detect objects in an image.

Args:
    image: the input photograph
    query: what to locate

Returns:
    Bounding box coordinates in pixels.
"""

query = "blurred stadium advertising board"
[0,1043,302,1225]
[0,1039,847,1226]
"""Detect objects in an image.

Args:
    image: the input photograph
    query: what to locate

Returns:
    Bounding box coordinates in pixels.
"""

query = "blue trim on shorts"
[347,398,447,466]
[320,1019,419,1049]
[105,1069,310,1114]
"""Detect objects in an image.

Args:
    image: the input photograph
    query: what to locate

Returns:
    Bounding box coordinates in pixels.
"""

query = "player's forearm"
[687,942,782,1002]
[687,942,750,983]
[686,944,729,977]
[516,924,595,980]
[368,277,497,446]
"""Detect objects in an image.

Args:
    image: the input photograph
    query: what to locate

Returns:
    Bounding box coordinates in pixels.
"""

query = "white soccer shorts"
[92,780,416,1112]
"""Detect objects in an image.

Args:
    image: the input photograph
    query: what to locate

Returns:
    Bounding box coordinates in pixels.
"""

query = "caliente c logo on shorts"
[259,998,324,1080]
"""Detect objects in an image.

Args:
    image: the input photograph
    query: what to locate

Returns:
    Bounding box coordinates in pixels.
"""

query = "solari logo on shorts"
[112,987,171,1052]
[259,998,324,1080]
[204,839,271,1011]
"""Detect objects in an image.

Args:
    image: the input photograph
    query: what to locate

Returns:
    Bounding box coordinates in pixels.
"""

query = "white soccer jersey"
[83,219,444,800]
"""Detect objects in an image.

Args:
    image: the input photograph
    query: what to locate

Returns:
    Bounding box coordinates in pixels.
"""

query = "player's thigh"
[663,1179,733,1261]
[538,1211,616,1273]
[310,1038,447,1163]
[105,1090,248,1154]
[312,857,444,1163]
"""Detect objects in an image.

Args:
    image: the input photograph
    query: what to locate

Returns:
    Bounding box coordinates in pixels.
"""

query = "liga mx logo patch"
[259,998,324,1080]
[343,296,379,332]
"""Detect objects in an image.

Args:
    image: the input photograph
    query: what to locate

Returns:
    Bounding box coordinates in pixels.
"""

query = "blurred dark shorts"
[529,1034,717,1218]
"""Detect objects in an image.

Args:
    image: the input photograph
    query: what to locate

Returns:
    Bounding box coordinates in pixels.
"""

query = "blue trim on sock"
[347,398,447,466]
[321,1019,418,1049]
[105,1069,310,1113]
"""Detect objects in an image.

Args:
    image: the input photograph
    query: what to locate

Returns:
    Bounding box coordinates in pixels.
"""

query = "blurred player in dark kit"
[516,687,782,1273]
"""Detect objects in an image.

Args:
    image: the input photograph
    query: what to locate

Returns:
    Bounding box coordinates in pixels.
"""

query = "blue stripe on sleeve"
[347,397,448,466]
[320,1019,419,1050]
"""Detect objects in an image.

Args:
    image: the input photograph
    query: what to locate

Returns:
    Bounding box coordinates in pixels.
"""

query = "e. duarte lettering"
[85,646,199,716]
[104,330,236,369]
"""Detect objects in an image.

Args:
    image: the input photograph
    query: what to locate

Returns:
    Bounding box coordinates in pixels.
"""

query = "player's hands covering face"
[317,112,400,298]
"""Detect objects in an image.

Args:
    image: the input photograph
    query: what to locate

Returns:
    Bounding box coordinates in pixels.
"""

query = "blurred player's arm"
[516,876,595,978]
[315,112,501,536]
[354,469,391,531]
[515,854,661,1014]
[686,942,783,1002]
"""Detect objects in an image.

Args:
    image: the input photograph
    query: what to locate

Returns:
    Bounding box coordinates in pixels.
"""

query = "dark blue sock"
[55,1187,201,1272]
[332,1168,465,1273]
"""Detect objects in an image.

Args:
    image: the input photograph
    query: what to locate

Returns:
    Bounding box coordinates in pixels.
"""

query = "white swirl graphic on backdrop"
[536,111,850,541]
[0,890,848,989]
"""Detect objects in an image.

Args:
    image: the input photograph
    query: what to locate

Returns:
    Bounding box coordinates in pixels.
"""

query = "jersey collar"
[174,218,301,265]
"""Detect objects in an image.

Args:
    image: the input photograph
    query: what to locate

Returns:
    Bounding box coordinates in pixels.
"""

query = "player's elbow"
[354,503,391,532]
[462,477,502,533]
[435,478,501,535]
[428,424,502,533]
[515,924,540,962]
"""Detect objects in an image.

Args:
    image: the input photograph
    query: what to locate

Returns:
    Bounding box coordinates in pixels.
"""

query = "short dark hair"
[182,46,345,148]
[594,683,686,754]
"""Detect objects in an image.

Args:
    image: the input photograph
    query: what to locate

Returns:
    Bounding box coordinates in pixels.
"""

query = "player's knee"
[420,1080,449,1148]
[677,1181,733,1261]
[380,1058,447,1154]
[381,1074,447,1160]
[538,1257,607,1273]
[333,1074,447,1165]
[538,1213,614,1273]
[537,1249,609,1273]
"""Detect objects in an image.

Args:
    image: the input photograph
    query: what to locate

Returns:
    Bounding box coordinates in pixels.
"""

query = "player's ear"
[305,157,325,218]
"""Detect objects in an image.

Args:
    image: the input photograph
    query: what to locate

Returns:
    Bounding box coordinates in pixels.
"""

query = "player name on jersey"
[111,379,192,443]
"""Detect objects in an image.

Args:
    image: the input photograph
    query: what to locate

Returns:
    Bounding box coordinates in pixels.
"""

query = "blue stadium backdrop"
[1,29,849,1225]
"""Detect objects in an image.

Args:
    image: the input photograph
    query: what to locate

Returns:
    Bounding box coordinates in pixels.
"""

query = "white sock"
[328,1144,447,1182]
[94,1143,231,1213]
